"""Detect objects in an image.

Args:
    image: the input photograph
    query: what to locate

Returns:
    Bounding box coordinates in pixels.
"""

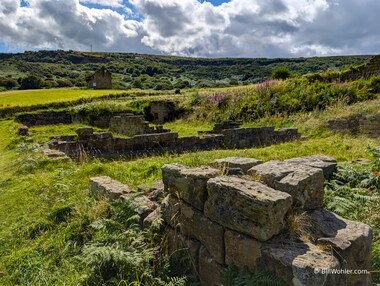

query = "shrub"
[19,75,43,90]
[271,66,291,80]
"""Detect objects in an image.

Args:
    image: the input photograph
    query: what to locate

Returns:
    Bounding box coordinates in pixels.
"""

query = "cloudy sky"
[0,0,379,58]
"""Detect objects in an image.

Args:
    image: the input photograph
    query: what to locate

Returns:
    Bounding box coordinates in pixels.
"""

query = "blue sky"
[0,0,379,58]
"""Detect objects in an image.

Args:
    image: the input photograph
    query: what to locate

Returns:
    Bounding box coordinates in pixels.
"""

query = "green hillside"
[0,50,372,90]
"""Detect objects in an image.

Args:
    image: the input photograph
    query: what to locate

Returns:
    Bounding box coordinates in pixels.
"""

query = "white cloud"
[80,0,124,8]
[130,0,331,57]
[0,0,153,53]
[0,0,379,57]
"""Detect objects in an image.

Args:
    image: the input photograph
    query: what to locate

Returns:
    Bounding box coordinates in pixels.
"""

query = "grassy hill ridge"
[0,50,373,90]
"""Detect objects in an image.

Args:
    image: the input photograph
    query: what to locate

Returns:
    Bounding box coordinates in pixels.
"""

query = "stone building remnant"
[86,66,112,89]
[87,154,372,285]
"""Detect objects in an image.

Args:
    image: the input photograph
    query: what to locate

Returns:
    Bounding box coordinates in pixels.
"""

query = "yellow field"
[0,88,126,107]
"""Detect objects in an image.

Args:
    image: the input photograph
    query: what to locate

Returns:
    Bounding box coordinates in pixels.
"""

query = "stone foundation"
[327,113,380,137]
[109,114,170,136]
[48,121,302,159]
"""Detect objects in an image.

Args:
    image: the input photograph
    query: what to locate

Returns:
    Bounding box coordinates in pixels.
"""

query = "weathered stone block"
[284,154,337,179]
[89,176,132,200]
[248,161,324,209]
[18,126,29,136]
[93,132,113,140]
[121,193,158,224]
[76,127,93,138]
[205,176,292,241]
[225,229,262,271]
[161,195,225,264]
[162,164,219,211]
[310,209,372,286]
[43,149,70,161]
[143,206,161,228]
[138,180,166,202]
[199,246,223,286]
[257,240,343,286]
[213,157,263,173]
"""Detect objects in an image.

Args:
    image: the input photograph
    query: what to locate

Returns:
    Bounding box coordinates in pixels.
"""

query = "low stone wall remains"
[88,155,372,286]
[109,115,170,136]
[16,111,72,127]
[327,113,380,137]
[48,122,302,159]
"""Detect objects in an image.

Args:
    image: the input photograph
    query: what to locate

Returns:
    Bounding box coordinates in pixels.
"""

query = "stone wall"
[16,111,73,127]
[87,155,372,286]
[109,114,170,136]
[48,123,302,159]
[339,54,380,80]
[161,156,372,286]
[327,113,380,137]
[16,111,131,128]
[149,101,175,124]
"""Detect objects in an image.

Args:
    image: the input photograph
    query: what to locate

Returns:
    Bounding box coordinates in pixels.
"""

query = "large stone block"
[161,195,225,264]
[248,161,324,209]
[89,176,132,200]
[224,229,262,271]
[284,155,337,179]
[199,246,223,286]
[89,176,157,225]
[213,157,263,174]
[205,176,292,241]
[310,209,372,286]
[76,127,93,138]
[162,164,220,211]
[138,180,166,202]
[257,239,343,286]
[121,193,158,224]
[143,206,162,228]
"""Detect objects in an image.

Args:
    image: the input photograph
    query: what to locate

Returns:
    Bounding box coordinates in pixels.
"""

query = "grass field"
[0,88,128,107]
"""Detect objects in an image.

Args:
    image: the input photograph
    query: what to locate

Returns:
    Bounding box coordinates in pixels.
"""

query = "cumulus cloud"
[0,0,153,53]
[0,0,379,57]
[80,0,124,8]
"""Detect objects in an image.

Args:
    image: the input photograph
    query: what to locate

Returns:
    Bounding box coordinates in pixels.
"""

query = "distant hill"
[0,50,373,90]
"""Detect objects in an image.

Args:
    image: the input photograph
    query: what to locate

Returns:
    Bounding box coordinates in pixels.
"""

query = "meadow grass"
[0,88,128,108]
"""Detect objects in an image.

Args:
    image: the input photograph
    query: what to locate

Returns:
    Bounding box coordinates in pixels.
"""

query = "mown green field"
[0,88,127,108]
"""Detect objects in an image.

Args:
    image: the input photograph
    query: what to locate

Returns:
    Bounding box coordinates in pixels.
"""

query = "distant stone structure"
[361,54,380,78]
[341,54,380,80]
[48,121,301,159]
[88,155,372,286]
[327,113,380,137]
[16,111,72,127]
[109,114,170,136]
[86,66,112,89]
[148,101,176,124]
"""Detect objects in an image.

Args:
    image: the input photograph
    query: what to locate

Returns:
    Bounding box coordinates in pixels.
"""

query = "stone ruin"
[328,113,380,137]
[109,114,170,136]
[88,154,372,286]
[48,120,302,159]
[15,100,177,128]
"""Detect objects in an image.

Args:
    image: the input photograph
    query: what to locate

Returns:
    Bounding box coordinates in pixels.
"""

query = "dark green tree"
[20,75,42,89]
[271,66,291,80]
